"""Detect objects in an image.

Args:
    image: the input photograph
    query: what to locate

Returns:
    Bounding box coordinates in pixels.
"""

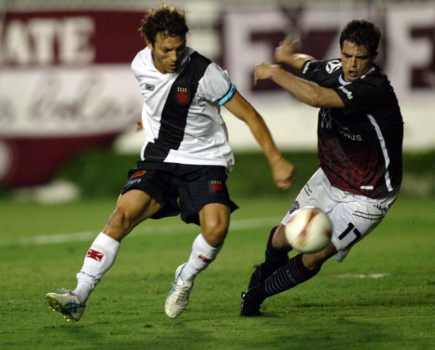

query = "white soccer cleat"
[46,291,86,322]
[165,263,194,318]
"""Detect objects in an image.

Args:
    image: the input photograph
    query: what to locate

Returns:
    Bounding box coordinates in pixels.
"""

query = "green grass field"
[1,195,434,350]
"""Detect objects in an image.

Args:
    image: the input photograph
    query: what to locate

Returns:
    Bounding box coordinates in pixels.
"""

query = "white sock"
[181,233,222,283]
[73,232,120,303]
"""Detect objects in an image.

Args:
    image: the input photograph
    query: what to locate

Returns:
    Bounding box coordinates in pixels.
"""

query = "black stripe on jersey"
[144,52,212,161]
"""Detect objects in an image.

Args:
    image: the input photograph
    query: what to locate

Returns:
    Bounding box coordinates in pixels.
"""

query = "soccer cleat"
[46,291,86,322]
[240,291,262,317]
[165,263,194,318]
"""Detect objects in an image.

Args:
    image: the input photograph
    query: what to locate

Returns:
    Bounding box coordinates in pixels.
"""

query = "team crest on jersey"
[145,83,155,91]
[326,59,342,74]
[176,86,189,104]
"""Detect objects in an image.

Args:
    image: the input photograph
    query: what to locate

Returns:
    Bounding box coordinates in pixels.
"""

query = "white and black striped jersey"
[131,47,236,172]
[302,59,403,198]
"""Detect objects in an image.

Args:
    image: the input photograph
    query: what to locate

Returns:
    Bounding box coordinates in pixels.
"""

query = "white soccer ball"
[285,206,332,253]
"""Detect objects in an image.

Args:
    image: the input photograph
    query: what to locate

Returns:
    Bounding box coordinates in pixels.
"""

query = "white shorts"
[281,168,400,262]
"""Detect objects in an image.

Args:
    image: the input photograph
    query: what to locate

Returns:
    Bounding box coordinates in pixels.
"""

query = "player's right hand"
[272,157,296,190]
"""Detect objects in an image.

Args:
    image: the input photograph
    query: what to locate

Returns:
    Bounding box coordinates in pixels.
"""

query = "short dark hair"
[140,4,189,46]
[339,19,381,55]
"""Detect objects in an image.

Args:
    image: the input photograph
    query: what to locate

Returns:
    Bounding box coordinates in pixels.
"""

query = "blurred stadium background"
[1,0,434,201]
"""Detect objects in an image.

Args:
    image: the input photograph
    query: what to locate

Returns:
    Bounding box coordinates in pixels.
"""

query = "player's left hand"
[271,157,296,189]
[274,37,299,63]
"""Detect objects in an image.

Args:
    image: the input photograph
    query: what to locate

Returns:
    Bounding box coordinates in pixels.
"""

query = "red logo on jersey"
[209,180,223,192]
[86,249,104,262]
[177,87,189,103]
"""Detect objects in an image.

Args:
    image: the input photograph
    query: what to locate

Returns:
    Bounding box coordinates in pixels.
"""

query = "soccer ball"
[285,206,332,253]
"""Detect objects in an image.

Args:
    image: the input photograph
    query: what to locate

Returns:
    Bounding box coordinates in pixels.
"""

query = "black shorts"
[121,161,238,225]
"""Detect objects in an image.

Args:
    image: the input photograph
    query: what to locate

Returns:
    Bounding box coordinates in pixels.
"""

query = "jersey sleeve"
[197,63,236,104]
[301,59,338,84]
[335,77,387,115]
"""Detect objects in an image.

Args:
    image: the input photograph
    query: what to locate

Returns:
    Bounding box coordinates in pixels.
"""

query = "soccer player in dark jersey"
[45,4,295,322]
[240,19,403,316]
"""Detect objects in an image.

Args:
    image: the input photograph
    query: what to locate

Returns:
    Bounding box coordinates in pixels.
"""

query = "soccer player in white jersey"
[45,4,295,321]
[240,20,404,316]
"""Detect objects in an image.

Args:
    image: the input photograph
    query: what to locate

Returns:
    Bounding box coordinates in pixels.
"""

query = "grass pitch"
[0,195,434,350]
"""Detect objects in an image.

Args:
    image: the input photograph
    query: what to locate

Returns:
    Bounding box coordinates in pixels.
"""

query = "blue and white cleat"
[46,290,86,322]
[164,263,194,318]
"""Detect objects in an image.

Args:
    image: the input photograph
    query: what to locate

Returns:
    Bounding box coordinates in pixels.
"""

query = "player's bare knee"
[104,207,135,240]
[201,221,228,247]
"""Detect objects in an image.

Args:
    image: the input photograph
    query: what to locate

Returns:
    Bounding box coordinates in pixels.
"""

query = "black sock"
[250,254,320,301]
[261,226,289,276]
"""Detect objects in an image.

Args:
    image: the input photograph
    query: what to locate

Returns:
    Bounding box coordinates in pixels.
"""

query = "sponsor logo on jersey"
[338,86,353,100]
[145,84,155,91]
[209,180,223,192]
[125,179,141,187]
[87,248,104,262]
[326,59,342,74]
[176,87,189,103]
[336,121,362,141]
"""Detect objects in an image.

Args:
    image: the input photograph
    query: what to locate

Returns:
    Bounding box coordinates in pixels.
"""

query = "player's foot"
[46,291,86,322]
[240,291,263,317]
[165,263,194,318]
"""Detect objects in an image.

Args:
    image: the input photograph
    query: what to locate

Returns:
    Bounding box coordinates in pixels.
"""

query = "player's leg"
[183,202,230,281]
[246,169,326,290]
[241,239,337,316]
[46,167,167,322]
[251,194,387,303]
[72,190,164,304]
[165,165,236,318]
[165,203,231,319]
[241,180,397,316]
[241,169,335,316]
[247,225,291,290]
[251,189,394,298]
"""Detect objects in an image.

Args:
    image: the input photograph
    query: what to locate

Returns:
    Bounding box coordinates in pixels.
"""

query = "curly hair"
[340,20,381,55]
[140,4,189,46]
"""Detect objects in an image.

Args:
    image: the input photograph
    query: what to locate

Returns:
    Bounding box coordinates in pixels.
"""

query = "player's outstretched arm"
[254,63,344,109]
[224,91,295,189]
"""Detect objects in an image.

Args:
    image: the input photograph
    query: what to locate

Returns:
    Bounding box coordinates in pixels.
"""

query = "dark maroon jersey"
[302,59,403,198]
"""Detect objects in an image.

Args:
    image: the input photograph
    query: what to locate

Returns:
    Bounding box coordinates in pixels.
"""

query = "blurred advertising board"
[0,11,144,187]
